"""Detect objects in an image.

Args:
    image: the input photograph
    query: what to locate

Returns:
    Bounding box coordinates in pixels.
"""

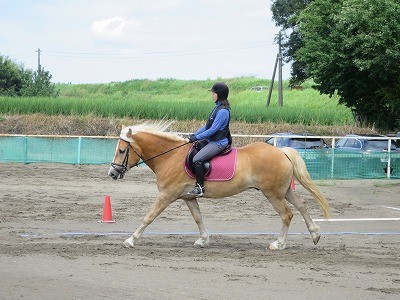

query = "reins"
[121,139,191,169]
[133,141,191,167]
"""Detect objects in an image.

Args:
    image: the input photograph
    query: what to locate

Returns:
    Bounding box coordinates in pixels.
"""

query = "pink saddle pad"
[185,148,238,181]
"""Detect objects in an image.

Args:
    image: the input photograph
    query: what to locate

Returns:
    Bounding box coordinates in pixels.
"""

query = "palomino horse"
[108,121,331,250]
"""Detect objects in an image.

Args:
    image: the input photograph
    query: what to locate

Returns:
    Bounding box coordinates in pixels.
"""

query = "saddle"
[185,141,237,181]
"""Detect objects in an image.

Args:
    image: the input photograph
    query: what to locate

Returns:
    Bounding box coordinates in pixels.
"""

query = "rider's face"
[211,91,218,102]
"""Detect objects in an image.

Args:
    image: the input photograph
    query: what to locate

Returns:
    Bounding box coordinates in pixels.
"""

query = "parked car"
[250,86,268,92]
[334,135,400,178]
[266,133,331,179]
[334,134,400,152]
[266,133,328,149]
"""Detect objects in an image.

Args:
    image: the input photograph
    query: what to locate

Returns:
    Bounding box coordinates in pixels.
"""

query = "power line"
[43,41,271,59]
[6,51,33,58]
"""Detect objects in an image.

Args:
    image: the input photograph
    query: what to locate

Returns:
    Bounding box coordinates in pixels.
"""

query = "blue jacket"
[194,102,230,147]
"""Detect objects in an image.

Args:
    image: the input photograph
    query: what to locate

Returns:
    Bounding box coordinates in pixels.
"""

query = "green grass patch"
[0,77,353,125]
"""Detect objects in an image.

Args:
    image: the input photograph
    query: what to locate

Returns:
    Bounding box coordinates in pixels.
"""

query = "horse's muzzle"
[108,164,126,180]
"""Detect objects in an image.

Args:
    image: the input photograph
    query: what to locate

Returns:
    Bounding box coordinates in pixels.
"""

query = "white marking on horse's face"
[112,139,129,164]
[108,165,117,179]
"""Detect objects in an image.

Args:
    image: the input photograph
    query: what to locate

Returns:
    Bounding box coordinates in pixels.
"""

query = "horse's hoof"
[309,225,320,245]
[194,238,209,248]
[123,237,134,248]
[269,240,286,250]
[312,234,321,245]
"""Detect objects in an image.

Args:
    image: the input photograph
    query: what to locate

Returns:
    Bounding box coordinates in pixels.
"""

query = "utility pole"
[266,31,283,107]
[266,53,278,107]
[35,48,41,74]
[277,32,283,107]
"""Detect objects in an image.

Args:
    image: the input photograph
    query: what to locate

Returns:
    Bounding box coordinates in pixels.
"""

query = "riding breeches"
[193,142,225,163]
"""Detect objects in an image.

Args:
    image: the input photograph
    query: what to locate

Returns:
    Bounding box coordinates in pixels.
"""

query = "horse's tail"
[282,147,331,219]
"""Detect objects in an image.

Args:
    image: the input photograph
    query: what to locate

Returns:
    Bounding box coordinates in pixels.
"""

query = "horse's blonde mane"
[121,120,184,142]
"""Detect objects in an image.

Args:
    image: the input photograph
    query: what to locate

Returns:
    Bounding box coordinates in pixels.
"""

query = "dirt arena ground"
[1,163,400,300]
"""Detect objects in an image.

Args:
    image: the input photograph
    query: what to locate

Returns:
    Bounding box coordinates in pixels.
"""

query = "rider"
[187,82,232,197]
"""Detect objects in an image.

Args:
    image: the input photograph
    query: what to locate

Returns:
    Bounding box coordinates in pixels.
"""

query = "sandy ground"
[1,163,400,300]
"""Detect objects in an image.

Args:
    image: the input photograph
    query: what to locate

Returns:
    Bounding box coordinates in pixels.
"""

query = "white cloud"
[91,16,141,43]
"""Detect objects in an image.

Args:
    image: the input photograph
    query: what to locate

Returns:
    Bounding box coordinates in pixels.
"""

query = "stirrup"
[187,184,204,196]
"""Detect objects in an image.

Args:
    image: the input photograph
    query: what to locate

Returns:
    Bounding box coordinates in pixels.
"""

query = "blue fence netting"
[0,135,116,165]
[1,135,399,179]
[297,149,400,179]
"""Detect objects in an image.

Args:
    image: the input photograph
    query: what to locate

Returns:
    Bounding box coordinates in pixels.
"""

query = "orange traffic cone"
[290,176,296,191]
[98,195,115,223]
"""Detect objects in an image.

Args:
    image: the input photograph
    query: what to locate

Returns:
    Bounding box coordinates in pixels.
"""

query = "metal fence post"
[331,137,335,179]
[23,136,28,163]
[387,139,391,179]
[77,137,82,164]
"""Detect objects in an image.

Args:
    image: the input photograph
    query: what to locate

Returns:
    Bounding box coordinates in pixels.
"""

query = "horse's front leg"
[185,199,209,248]
[124,193,173,248]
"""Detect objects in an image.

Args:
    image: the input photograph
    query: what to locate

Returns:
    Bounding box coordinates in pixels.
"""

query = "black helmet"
[210,82,229,100]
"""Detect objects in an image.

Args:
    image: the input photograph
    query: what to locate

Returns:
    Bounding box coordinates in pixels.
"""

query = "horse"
[108,121,331,250]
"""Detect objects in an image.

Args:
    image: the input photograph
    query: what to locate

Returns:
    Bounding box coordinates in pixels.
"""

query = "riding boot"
[188,161,205,196]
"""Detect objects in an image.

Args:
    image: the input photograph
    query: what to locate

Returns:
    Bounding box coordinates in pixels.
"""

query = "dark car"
[335,134,400,152]
[334,135,400,178]
[266,133,331,179]
[266,133,328,149]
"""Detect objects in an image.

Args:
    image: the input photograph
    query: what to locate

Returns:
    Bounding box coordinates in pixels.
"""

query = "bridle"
[110,139,144,177]
[110,138,190,177]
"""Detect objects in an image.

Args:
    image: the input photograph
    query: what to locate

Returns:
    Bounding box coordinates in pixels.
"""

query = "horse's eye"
[119,149,126,154]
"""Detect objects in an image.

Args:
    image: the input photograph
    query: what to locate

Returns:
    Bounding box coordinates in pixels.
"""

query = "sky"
[0,0,291,84]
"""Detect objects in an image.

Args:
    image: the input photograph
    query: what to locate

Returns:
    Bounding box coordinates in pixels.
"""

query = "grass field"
[0,77,354,126]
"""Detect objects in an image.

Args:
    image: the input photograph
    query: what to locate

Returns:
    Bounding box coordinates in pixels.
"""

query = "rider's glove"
[188,134,198,143]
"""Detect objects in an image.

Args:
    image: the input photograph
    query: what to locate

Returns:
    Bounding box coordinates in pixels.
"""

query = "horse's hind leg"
[185,199,209,247]
[285,188,320,245]
[264,194,293,250]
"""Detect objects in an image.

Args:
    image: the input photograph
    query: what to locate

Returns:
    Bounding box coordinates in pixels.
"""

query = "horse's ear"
[121,124,126,129]
[126,128,133,138]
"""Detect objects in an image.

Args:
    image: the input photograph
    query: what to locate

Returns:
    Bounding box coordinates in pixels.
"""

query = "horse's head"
[108,127,142,180]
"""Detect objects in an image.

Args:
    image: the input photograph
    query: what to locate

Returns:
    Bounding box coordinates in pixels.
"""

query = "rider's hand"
[188,134,197,143]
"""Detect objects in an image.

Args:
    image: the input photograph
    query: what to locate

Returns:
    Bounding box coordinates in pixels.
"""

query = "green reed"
[0,78,353,125]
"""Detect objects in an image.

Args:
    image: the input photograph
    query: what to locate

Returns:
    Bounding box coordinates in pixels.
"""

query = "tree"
[296,0,400,129]
[271,0,313,84]
[21,68,59,97]
[0,54,58,97]
[0,55,26,96]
